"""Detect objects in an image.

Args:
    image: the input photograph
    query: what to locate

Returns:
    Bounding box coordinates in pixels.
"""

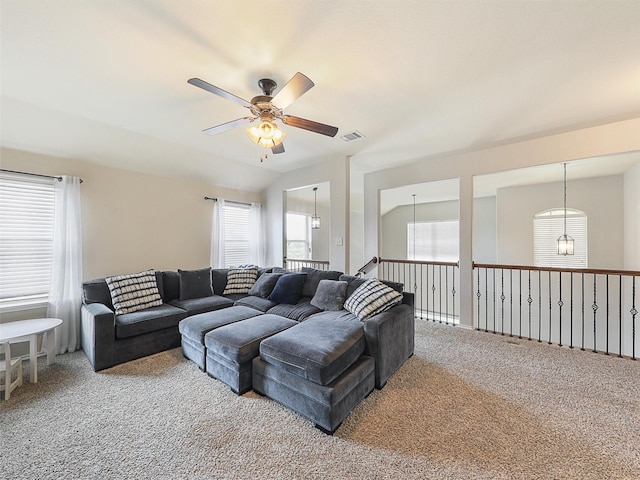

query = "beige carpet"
[1,320,638,479]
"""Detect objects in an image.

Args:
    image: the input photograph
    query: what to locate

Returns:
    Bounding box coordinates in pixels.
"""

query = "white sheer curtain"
[249,202,265,266]
[47,176,83,354]
[210,198,226,268]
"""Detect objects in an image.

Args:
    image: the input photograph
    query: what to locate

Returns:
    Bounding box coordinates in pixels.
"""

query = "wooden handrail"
[284,258,330,265]
[379,258,459,268]
[473,262,640,277]
[355,256,378,276]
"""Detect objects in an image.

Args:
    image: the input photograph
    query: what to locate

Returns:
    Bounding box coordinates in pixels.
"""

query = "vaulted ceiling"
[2,1,639,192]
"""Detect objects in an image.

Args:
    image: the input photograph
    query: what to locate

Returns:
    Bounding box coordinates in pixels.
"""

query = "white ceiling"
[2,1,639,192]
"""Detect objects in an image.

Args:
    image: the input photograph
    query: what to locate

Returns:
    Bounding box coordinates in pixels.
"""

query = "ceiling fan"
[188,72,338,157]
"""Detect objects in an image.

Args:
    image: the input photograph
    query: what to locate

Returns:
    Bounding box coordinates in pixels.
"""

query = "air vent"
[340,130,365,142]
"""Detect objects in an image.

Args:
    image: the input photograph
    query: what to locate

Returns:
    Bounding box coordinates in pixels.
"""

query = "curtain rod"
[0,168,84,183]
[204,196,254,207]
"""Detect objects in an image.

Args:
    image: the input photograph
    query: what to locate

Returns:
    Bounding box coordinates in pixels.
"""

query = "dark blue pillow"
[268,273,307,305]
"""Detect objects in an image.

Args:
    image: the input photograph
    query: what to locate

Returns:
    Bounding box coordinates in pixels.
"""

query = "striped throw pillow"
[344,278,403,321]
[223,266,258,295]
[105,269,163,315]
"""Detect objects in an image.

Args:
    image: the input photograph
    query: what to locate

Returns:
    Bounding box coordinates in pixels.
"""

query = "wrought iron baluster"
[581,273,585,351]
[476,267,481,331]
[452,266,456,324]
[439,265,443,323]
[548,271,552,345]
[445,266,449,324]
[606,274,610,355]
[632,276,637,360]
[509,269,513,337]
[485,268,489,332]
[527,270,532,340]
[500,269,505,335]
[618,275,623,358]
[519,270,522,339]
[570,272,574,349]
[592,275,598,353]
[558,272,563,347]
[432,264,436,323]
[538,270,542,343]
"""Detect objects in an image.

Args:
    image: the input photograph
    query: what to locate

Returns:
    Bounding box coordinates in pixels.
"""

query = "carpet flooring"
[1,320,638,479]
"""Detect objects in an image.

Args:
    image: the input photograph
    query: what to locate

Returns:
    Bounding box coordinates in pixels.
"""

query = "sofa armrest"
[81,303,116,371]
[362,302,415,389]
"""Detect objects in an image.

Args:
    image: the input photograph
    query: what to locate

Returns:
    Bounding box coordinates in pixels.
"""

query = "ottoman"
[205,314,298,394]
[252,316,375,434]
[178,306,261,369]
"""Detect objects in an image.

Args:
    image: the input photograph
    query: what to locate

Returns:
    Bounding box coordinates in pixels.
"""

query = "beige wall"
[363,118,640,328]
[624,161,640,270]
[0,147,262,322]
[496,175,624,269]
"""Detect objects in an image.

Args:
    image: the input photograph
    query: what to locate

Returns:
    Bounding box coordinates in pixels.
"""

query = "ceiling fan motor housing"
[258,78,277,96]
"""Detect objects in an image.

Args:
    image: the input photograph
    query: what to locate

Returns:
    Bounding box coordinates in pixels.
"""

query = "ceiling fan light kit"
[246,119,286,148]
[188,72,338,161]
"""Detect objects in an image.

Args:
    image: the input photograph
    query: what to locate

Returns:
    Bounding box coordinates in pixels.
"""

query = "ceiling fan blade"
[282,115,338,137]
[202,117,254,136]
[188,78,252,109]
[271,143,285,154]
[271,72,314,109]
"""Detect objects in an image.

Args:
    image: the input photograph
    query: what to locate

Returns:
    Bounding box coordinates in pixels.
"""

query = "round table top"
[0,317,63,342]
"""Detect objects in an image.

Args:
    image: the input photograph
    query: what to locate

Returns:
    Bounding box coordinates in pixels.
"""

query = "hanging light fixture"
[311,187,321,229]
[557,162,574,256]
[246,114,286,149]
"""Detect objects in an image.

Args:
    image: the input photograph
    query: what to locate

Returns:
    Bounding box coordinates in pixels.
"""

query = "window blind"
[286,212,311,260]
[223,202,250,267]
[0,173,55,307]
[533,210,587,268]
[408,220,459,262]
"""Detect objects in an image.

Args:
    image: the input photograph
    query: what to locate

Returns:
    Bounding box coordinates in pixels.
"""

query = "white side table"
[0,318,63,383]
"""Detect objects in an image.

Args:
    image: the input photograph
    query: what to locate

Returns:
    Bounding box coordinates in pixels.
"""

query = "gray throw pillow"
[301,268,343,298]
[248,272,283,298]
[178,268,213,300]
[310,280,348,311]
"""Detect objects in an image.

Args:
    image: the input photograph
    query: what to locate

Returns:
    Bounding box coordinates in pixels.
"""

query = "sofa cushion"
[178,267,213,300]
[268,273,307,305]
[179,305,261,343]
[248,272,282,298]
[105,269,164,315]
[310,280,348,311]
[234,295,279,313]
[259,316,365,386]
[212,269,229,295]
[82,278,114,310]
[205,314,297,365]
[115,303,187,339]
[344,278,403,321]
[162,271,180,302]
[301,268,343,298]
[267,298,321,321]
[223,266,258,295]
[169,295,233,315]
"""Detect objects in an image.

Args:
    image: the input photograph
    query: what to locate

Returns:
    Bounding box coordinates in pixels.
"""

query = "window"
[0,172,55,309]
[533,208,587,268]
[286,212,311,260]
[407,220,459,262]
[223,202,250,267]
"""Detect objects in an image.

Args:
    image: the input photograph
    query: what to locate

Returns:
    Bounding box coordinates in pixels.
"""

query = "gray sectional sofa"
[81,266,415,433]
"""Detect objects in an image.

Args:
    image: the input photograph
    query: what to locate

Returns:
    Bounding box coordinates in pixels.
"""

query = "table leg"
[46,328,56,365]
[30,333,38,383]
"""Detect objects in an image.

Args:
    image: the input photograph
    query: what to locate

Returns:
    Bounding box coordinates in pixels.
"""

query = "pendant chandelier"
[311,187,321,229]
[557,162,574,256]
